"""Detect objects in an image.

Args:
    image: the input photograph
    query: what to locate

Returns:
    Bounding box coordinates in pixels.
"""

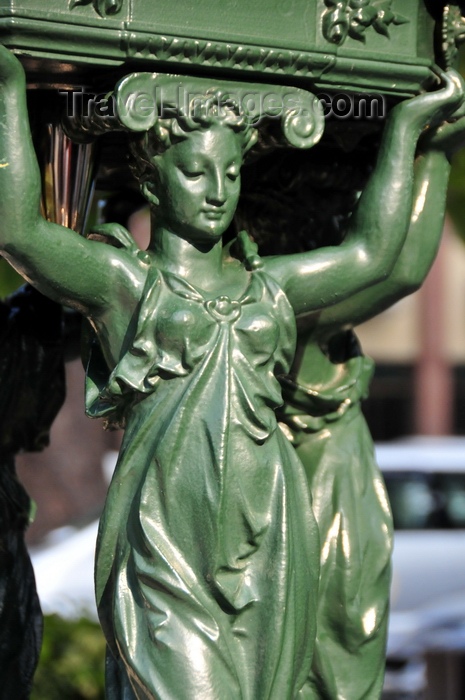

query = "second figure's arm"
[303,118,465,333]
[263,71,463,317]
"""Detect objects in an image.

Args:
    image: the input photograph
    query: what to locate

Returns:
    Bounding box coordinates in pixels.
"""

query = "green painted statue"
[236,115,465,698]
[263,127,465,699]
[0,44,463,699]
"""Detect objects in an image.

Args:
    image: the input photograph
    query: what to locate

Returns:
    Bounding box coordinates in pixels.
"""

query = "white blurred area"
[31,520,99,620]
[30,451,118,620]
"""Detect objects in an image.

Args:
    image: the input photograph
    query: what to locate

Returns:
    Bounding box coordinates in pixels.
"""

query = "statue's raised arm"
[0,46,144,344]
[305,111,465,332]
[263,70,464,317]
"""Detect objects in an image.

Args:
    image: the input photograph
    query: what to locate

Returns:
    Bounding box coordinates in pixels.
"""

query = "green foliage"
[32,615,106,700]
[0,258,22,298]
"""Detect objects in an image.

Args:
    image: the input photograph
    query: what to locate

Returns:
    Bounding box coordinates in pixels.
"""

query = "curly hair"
[129,90,258,187]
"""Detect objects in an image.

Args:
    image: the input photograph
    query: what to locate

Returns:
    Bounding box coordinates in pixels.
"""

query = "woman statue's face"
[154,124,243,245]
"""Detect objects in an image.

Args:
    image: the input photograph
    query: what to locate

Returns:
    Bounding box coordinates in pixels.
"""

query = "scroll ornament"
[65,72,326,152]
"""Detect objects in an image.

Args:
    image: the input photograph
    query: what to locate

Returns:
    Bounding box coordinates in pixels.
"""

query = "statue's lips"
[202,209,226,220]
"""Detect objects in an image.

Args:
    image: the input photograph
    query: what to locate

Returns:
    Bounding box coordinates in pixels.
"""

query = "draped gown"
[85,230,319,700]
[279,332,393,699]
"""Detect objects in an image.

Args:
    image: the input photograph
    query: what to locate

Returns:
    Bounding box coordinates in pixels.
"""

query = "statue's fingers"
[434,68,465,104]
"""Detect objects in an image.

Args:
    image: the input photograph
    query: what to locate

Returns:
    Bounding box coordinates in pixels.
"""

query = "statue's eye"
[181,168,204,179]
[227,171,239,182]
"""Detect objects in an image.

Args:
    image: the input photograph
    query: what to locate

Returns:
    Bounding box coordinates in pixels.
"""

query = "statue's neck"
[149,225,224,291]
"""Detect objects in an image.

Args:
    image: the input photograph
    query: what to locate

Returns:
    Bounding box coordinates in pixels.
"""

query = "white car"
[377,437,465,699]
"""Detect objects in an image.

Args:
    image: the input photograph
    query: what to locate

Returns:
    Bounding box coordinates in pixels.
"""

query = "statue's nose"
[207,171,226,205]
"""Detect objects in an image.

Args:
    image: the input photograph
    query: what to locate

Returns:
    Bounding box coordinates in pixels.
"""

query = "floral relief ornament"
[69,0,123,17]
[322,0,409,45]
[442,4,465,69]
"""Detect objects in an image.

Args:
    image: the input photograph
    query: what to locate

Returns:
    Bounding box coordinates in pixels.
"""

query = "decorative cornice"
[121,31,325,78]
[0,14,434,96]
[119,29,431,96]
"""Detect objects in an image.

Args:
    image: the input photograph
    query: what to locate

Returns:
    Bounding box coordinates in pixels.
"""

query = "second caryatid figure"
[0,44,463,699]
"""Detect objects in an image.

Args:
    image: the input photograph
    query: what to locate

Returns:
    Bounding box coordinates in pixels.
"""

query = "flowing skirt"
[96,369,319,700]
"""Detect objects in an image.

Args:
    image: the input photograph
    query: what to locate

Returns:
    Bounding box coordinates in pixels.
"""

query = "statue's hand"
[391,69,464,133]
[0,44,25,85]
[420,99,465,159]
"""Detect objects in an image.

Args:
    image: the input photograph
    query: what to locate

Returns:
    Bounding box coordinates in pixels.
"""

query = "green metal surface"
[0,0,438,94]
[0,33,463,696]
[276,130,464,698]
[1,3,465,698]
